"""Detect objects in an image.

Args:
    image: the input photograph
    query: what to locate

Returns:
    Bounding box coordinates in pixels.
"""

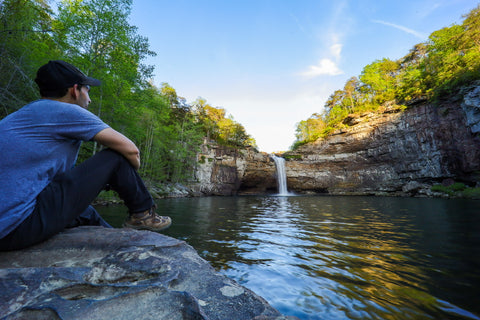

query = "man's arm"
[93,128,140,170]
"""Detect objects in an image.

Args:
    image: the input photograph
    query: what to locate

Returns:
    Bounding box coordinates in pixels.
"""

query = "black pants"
[0,149,154,251]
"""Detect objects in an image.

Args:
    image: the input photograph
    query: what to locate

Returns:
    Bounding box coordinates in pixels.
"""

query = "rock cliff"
[0,226,297,320]
[187,85,480,197]
[282,86,480,196]
[190,143,277,195]
[191,85,480,196]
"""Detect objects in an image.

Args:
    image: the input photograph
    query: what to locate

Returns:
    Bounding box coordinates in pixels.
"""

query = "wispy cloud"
[330,43,342,59]
[372,20,427,39]
[289,13,307,34]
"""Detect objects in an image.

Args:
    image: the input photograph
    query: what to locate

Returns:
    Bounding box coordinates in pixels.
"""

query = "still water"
[96,196,480,320]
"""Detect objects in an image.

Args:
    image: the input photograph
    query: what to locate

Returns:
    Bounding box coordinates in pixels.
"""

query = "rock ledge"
[0,227,297,320]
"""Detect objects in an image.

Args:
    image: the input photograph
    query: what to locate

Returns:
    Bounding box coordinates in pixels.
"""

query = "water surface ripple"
[97,196,480,320]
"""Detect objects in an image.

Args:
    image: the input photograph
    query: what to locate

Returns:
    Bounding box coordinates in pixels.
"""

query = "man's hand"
[93,128,141,170]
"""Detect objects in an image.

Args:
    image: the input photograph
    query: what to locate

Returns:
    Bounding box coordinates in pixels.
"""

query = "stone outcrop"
[190,142,277,195]
[0,226,297,320]
[236,150,276,194]
[189,142,244,196]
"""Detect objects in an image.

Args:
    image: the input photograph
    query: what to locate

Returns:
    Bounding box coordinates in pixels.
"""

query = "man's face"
[75,84,91,109]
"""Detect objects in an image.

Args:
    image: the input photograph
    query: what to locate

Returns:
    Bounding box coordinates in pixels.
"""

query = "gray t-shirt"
[0,99,110,238]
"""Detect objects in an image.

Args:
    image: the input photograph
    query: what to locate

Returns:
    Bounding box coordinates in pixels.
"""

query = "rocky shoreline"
[92,179,480,208]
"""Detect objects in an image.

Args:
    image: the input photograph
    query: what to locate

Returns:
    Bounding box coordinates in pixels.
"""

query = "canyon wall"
[190,84,480,196]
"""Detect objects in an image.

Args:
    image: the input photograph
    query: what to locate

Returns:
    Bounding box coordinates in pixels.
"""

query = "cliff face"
[283,85,480,195]
[190,84,480,196]
[189,143,242,196]
[189,143,277,196]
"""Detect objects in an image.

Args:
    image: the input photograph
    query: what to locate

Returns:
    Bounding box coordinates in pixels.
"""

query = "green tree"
[195,99,223,141]
[359,58,399,104]
[53,0,156,160]
[0,0,58,116]
[53,0,155,124]
[294,113,326,143]
[425,5,480,94]
[161,83,192,124]
[325,89,345,112]
[165,112,203,182]
[132,85,172,180]
[160,82,180,108]
[423,25,464,93]
[344,77,360,110]
[458,5,480,81]
[192,98,256,148]
[397,43,429,101]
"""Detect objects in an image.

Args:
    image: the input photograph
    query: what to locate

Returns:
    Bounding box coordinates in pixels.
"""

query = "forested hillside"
[0,0,256,183]
[293,5,480,149]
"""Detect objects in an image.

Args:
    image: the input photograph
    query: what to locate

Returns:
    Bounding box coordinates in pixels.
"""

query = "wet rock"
[402,181,428,196]
[0,227,297,320]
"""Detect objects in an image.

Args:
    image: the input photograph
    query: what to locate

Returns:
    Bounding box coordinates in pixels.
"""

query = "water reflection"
[96,196,480,320]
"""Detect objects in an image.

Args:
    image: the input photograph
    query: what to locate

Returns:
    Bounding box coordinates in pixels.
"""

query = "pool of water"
[96,195,480,320]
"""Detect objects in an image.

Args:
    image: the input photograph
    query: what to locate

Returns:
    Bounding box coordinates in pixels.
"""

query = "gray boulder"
[0,226,297,320]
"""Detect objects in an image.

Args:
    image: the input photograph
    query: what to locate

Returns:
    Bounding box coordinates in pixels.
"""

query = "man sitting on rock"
[0,60,171,251]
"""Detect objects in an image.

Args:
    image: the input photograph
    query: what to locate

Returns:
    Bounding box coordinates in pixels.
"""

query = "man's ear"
[69,85,79,100]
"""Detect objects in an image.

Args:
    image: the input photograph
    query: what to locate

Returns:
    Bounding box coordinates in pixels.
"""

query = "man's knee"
[96,148,132,167]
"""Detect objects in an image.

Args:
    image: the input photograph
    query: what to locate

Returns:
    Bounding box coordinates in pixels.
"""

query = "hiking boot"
[123,206,172,232]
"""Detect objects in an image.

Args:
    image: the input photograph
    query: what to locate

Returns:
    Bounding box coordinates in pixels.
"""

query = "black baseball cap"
[35,60,101,91]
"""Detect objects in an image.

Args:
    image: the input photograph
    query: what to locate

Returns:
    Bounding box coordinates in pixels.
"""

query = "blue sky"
[129,0,478,153]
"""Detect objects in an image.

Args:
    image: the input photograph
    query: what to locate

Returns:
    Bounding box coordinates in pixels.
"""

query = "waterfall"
[271,155,290,196]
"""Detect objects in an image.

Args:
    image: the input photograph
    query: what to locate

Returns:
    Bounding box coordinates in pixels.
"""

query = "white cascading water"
[271,155,289,196]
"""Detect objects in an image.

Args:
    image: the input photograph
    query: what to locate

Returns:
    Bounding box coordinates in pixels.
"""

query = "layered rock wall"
[283,88,480,195]
[188,142,277,196]
[189,85,480,196]
[188,142,244,196]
